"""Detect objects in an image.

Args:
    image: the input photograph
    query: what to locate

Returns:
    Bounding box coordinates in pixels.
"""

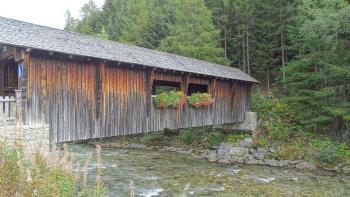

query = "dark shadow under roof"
[0,16,257,83]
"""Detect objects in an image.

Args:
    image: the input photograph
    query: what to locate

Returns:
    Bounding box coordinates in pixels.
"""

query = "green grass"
[136,127,250,149]
[264,133,350,165]
[0,140,106,197]
[254,137,269,148]
[274,137,312,161]
[226,133,250,144]
[140,132,171,146]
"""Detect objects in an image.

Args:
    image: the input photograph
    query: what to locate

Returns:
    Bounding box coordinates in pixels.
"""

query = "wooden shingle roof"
[0,16,257,83]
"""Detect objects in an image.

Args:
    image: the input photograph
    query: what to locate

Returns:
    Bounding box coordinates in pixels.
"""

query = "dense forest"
[65,0,350,142]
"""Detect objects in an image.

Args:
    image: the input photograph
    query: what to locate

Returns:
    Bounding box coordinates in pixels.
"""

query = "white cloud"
[0,0,104,29]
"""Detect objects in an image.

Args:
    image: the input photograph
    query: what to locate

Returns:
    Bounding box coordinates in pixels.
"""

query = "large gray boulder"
[217,143,233,158]
[244,154,259,165]
[341,165,350,175]
[252,152,266,160]
[229,147,249,157]
[265,159,279,167]
[236,138,254,148]
[206,150,218,162]
[295,162,317,170]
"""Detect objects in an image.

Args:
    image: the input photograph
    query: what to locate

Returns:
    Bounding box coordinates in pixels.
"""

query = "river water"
[68,143,350,197]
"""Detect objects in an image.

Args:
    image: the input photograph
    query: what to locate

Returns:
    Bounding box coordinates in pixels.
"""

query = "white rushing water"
[67,143,350,197]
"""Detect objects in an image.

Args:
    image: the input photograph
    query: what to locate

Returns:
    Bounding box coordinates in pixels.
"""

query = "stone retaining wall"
[231,112,258,133]
[0,124,49,155]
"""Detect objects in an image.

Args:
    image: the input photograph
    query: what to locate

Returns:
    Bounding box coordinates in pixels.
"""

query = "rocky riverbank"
[88,137,350,176]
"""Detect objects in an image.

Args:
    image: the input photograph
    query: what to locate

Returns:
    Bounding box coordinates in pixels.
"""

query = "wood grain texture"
[0,45,24,62]
[25,53,252,143]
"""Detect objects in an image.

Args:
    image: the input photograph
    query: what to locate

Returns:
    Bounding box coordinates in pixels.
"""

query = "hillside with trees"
[65,0,350,144]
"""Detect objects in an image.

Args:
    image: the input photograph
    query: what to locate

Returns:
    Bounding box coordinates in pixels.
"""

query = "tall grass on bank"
[1,115,192,196]
[0,123,106,196]
[0,139,77,196]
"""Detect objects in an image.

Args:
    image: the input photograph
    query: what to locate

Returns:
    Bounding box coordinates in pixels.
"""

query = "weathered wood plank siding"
[25,53,252,143]
[27,54,99,142]
[98,64,149,138]
[0,45,24,62]
[189,76,209,85]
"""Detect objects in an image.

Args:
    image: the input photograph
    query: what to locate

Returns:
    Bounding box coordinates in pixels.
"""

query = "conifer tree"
[143,0,177,49]
[118,0,151,46]
[102,0,130,41]
[64,0,103,36]
[284,0,350,138]
[159,0,228,65]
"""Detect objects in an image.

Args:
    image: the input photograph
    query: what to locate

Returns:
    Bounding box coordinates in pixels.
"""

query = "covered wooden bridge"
[0,16,258,143]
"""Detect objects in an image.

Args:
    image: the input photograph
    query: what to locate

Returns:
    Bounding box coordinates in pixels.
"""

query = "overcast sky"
[0,0,104,29]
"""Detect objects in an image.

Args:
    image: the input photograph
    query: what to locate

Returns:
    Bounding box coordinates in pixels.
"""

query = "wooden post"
[146,69,154,117]
[96,62,105,119]
[247,83,252,110]
[230,81,237,111]
[20,51,29,124]
[182,74,190,95]
[209,78,217,97]
[0,62,4,96]
[14,89,22,124]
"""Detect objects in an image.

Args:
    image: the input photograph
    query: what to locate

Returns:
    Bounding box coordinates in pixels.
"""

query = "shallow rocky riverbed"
[1,124,349,196]
[93,137,350,176]
[68,143,350,197]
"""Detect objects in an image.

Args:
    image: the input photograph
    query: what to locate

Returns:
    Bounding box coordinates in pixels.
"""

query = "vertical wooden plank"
[21,51,30,124]
[181,74,190,95]
[209,78,217,96]
[0,96,3,121]
[4,96,9,121]
[96,63,103,118]
[146,69,154,117]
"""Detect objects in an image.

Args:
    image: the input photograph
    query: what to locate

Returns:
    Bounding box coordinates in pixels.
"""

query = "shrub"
[154,91,186,108]
[255,137,268,147]
[226,133,250,144]
[178,130,196,145]
[311,139,338,163]
[251,90,298,141]
[336,143,350,159]
[0,140,106,197]
[268,125,294,141]
[188,93,214,108]
[311,138,350,163]
[140,132,170,146]
[207,132,225,147]
[0,142,77,196]
[0,146,22,196]
[177,128,225,148]
[275,138,310,160]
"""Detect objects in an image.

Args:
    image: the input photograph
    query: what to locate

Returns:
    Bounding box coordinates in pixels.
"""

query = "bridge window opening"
[0,59,19,96]
[152,80,181,95]
[187,83,208,96]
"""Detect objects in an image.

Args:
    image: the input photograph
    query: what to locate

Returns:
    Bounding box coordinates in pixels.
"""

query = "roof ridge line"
[0,16,258,83]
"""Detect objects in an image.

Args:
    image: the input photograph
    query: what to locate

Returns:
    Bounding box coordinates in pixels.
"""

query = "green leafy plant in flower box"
[188,93,214,108]
[154,91,186,109]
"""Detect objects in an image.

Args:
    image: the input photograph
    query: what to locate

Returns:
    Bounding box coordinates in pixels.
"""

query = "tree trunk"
[246,31,251,75]
[224,26,227,59]
[242,40,246,73]
[267,68,270,92]
[279,0,286,88]
[281,31,286,86]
